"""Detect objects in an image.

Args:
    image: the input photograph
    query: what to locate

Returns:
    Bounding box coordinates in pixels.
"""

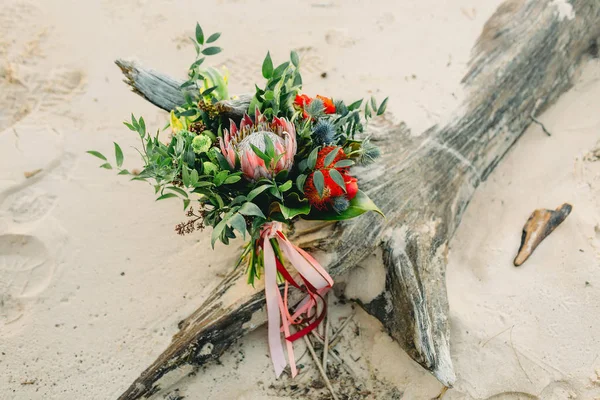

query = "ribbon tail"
[263,238,287,378]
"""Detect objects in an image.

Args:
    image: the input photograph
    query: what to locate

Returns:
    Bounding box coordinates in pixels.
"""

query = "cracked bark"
[114,1,600,398]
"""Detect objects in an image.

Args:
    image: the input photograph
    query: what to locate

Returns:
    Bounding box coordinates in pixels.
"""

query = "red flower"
[343,175,358,200]
[294,94,312,108]
[316,95,336,114]
[314,146,346,169]
[304,169,346,210]
[303,146,358,210]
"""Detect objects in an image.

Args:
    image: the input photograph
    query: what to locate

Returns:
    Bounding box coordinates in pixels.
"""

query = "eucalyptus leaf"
[195,22,204,45]
[313,170,325,197]
[328,169,346,193]
[99,163,112,169]
[87,151,107,161]
[290,50,299,67]
[307,147,319,170]
[296,174,307,192]
[156,193,178,201]
[377,97,389,115]
[347,99,363,111]
[202,47,222,56]
[334,159,355,168]
[206,32,221,43]
[323,146,339,167]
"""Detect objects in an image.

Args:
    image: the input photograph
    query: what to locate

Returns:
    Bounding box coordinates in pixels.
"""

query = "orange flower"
[316,95,336,114]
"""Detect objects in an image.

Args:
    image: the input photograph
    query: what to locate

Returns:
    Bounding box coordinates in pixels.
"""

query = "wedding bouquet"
[89,23,386,377]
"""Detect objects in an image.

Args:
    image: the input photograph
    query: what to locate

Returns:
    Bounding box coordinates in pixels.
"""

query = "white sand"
[1,0,599,399]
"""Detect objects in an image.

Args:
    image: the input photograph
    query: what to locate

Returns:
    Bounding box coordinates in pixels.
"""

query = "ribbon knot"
[260,221,333,378]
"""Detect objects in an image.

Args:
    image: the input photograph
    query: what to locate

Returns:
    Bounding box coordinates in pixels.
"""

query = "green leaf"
[118,169,130,175]
[293,73,302,87]
[202,46,222,56]
[334,159,354,168]
[191,57,206,68]
[131,114,139,129]
[247,184,272,201]
[183,199,191,210]
[182,165,191,187]
[195,22,204,44]
[328,169,346,193]
[269,186,282,200]
[228,213,247,239]
[239,202,266,219]
[279,180,292,192]
[313,170,325,197]
[249,144,271,165]
[87,151,107,161]
[224,175,242,184]
[305,190,384,221]
[262,51,273,79]
[263,134,275,159]
[123,122,136,131]
[190,37,201,55]
[290,50,299,67]
[99,163,112,169]
[178,109,197,117]
[323,147,339,167]
[166,186,188,198]
[211,218,228,248]
[113,142,124,168]
[156,193,178,201]
[298,159,308,173]
[190,169,199,185]
[348,99,363,111]
[139,117,146,135]
[365,101,372,119]
[206,32,221,43]
[279,201,311,220]
[307,147,319,170]
[370,96,377,111]
[273,62,289,78]
[296,174,307,192]
[264,90,275,101]
[213,170,229,186]
[377,97,389,116]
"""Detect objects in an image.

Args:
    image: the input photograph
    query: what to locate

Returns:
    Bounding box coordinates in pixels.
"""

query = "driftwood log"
[115,1,600,398]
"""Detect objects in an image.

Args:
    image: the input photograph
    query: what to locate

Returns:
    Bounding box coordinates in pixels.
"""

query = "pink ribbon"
[260,221,334,378]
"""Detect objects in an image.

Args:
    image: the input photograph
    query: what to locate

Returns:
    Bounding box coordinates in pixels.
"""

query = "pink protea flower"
[219,109,297,181]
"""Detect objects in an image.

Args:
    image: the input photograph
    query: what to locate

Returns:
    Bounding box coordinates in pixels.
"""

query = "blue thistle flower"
[357,138,381,165]
[305,98,324,118]
[312,120,336,146]
[332,196,350,214]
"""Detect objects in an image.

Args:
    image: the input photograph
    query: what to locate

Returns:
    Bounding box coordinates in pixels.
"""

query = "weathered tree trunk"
[115,1,600,398]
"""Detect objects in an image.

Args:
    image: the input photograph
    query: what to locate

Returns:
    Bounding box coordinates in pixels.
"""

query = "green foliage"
[89,22,389,285]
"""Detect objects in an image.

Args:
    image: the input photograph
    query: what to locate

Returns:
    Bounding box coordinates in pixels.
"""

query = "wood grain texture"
[116,1,600,398]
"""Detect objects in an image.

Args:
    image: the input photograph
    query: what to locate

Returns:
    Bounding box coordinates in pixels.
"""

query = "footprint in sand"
[0,234,54,326]
[0,0,83,323]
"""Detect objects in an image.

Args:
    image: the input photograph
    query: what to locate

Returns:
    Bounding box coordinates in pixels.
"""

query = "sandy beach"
[2,0,600,399]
